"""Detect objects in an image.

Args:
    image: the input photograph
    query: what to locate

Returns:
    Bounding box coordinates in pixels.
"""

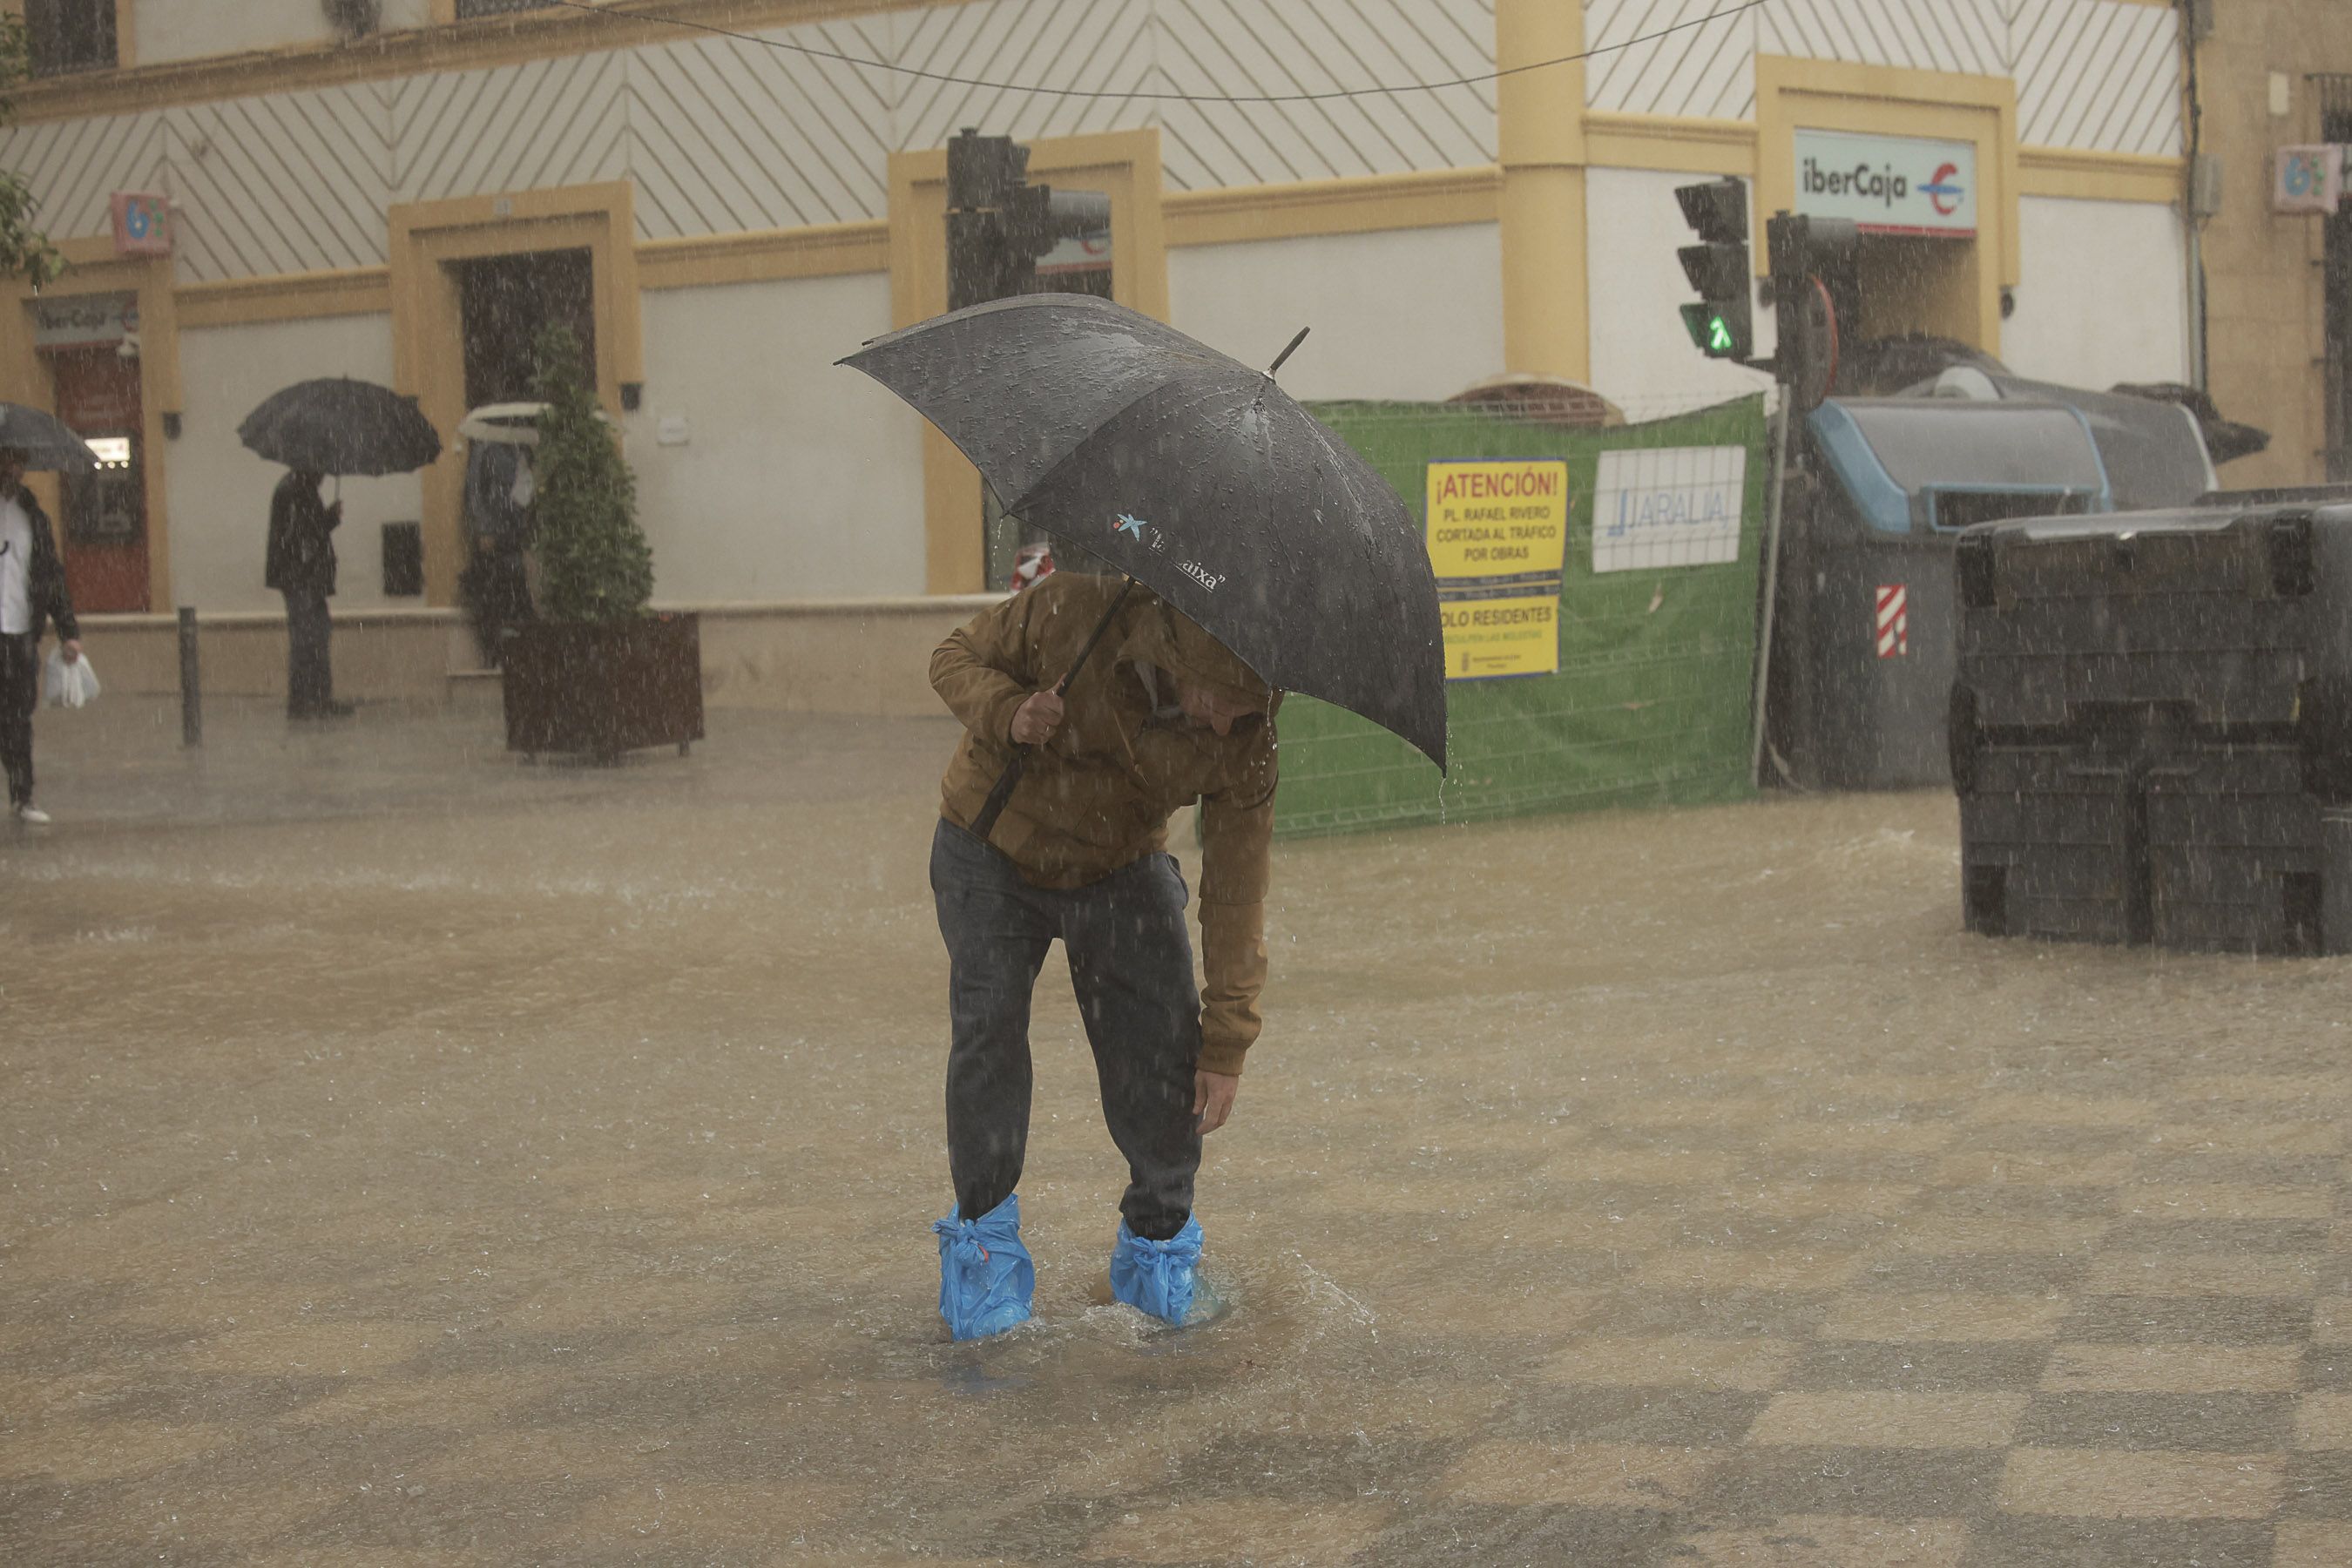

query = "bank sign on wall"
[1794,128,1976,237]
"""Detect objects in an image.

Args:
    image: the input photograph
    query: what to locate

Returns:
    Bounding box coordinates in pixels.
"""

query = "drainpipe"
[2178,0,2209,391]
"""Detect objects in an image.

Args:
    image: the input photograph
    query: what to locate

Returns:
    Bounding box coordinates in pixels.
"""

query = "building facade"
[2194,0,2352,490]
[0,0,2193,624]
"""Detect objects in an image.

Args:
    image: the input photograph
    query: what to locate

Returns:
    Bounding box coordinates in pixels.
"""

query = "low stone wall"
[72,596,1004,715]
[690,596,1001,715]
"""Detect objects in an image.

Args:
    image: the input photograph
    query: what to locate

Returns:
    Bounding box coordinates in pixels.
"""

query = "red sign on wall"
[111,192,172,256]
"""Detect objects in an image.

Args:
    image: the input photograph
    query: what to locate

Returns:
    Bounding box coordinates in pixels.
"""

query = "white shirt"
[0,494,31,636]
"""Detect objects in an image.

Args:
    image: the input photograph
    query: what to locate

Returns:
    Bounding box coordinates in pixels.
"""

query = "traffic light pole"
[1748,389,1794,790]
[1743,211,1860,787]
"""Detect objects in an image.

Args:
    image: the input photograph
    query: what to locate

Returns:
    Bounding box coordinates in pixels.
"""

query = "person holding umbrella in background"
[265,468,347,720]
[0,443,81,826]
[240,376,442,721]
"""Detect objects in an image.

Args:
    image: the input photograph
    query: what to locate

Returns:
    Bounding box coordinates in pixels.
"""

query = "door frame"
[1754,55,2019,358]
[0,236,182,611]
[389,181,642,606]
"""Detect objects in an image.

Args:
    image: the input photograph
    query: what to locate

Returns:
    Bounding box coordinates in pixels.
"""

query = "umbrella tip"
[1267,327,1310,379]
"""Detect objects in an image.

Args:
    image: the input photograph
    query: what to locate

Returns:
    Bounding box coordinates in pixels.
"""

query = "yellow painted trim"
[0,237,180,609]
[177,267,392,328]
[638,220,889,289]
[170,220,896,326]
[10,0,955,121]
[1755,54,2019,355]
[389,180,642,606]
[1578,111,2183,213]
[1497,0,1586,382]
[889,126,1166,595]
[2017,145,2185,204]
[1584,113,1759,176]
[1163,168,1499,248]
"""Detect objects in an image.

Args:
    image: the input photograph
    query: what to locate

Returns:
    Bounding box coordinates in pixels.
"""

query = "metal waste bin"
[1770,398,2111,789]
[1950,501,2352,953]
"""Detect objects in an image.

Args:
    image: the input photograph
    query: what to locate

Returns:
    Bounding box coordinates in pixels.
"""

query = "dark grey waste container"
[1772,398,2110,790]
[1950,501,2352,954]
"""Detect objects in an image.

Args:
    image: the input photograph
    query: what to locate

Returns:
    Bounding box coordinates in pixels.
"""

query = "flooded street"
[3,700,2348,1565]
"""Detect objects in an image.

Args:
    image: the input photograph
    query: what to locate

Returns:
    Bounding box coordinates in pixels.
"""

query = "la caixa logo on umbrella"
[1112,510,1224,591]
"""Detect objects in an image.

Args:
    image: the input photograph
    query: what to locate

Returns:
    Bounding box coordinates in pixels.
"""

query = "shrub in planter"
[501,325,704,760]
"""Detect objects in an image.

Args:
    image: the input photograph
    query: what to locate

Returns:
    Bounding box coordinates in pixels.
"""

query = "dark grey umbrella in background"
[0,402,99,472]
[840,294,1447,778]
[238,377,442,482]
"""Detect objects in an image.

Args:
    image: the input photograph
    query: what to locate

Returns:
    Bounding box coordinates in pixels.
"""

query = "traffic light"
[1764,212,1859,405]
[946,129,1114,310]
[1674,177,1752,361]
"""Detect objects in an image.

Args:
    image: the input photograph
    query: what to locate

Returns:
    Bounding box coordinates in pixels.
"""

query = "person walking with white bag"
[0,444,81,826]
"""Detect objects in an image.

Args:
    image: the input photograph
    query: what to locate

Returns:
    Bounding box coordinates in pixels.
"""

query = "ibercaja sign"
[1792,128,1977,238]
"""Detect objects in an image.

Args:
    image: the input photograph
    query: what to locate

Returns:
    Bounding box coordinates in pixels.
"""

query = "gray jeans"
[929,818,1203,1240]
[281,589,333,716]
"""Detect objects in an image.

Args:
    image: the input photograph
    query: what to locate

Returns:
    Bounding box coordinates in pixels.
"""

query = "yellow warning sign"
[1438,595,1560,679]
[1426,458,1571,679]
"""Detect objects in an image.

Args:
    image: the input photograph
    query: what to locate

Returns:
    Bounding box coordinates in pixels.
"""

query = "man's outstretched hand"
[1010,691,1065,746]
[1193,1071,1238,1134]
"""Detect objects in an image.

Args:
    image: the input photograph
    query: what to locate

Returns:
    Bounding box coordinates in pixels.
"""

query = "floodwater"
[3,700,2347,1565]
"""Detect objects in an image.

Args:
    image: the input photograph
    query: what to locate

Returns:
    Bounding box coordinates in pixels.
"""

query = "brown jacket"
[930,573,1278,1076]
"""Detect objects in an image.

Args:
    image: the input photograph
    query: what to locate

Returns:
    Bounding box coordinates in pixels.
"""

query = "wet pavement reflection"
[3,699,2347,1565]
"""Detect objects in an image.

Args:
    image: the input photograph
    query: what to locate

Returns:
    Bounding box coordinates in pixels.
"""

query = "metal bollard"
[177,605,200,747]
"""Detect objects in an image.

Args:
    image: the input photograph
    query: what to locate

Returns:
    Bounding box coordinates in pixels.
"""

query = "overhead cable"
[540,0,1771,105]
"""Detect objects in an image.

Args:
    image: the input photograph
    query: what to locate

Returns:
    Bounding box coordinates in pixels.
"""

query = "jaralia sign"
[1793,128,1976,238]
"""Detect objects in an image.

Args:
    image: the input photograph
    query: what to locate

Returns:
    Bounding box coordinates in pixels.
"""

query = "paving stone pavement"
[1,699,2348,1565]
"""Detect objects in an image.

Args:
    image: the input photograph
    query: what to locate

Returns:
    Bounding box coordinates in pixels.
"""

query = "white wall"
[1585,166,1777,416]
[2004,196,2190,389]
[168,314,417,614]
[627,270,925,602]
[1168,225,1505,402]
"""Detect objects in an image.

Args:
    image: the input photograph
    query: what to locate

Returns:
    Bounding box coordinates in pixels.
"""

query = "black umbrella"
[840,294,1446,774]
[0,402,99,472]
[238,377,442,477]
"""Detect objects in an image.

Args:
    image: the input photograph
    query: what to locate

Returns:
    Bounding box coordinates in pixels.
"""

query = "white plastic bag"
[42,647,98,709]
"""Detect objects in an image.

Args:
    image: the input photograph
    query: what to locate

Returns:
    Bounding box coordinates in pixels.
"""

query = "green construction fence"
[1275,393,1772,839]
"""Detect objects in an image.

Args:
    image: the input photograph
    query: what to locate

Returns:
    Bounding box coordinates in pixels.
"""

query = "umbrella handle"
[967,575,1138,845]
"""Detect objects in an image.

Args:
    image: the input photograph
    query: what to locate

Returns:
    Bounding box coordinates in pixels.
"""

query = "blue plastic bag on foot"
[934,1193,1034,1341]
[1110,1215,1203,1326]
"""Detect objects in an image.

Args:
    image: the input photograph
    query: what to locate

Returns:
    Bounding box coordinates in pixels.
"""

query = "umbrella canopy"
[0,402,99,472]
[840,294,1446,768]
[457,402,613,447]
[459,402,548,447]
[238,377,442,476]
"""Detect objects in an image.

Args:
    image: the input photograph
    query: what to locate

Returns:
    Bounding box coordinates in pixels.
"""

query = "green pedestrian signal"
[1680,303,1738,356]
[1673,178,1753,362]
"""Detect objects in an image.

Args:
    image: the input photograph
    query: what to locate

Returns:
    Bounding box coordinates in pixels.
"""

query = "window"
[24,0,116,77]
[455,0,563,16]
